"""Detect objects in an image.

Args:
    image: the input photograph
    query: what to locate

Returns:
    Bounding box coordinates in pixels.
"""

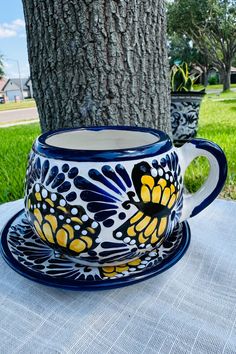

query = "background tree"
[168,34,200,67]
[167,0,236,91]
[168,34,211,86]
[22,1,171,134]
[0,54,4,79]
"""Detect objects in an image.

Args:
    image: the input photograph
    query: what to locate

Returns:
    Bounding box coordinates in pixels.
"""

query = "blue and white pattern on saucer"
[0,210,190,289]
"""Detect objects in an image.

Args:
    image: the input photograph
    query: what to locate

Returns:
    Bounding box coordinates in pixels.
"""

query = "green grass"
[0,92,235,204]
[184,91,236,199]
[0,123,40,203]
[0,99,36,111]
[194,83,236,91]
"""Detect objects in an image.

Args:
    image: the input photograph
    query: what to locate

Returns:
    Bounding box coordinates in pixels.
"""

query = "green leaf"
[185,77,193,91]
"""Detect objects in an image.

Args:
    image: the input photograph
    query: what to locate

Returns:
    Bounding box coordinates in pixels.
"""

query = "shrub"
[208,75,219,85]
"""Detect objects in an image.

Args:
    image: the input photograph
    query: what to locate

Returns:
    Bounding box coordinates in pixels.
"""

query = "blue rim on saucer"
[0,210,191,290]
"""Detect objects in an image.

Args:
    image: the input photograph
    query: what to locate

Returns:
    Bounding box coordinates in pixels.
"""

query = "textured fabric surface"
[0,199,235,354]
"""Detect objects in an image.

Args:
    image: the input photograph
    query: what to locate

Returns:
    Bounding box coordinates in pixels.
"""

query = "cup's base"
[61,233,169,267]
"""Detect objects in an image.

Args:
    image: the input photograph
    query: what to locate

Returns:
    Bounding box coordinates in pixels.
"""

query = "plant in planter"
[170,62,205,145]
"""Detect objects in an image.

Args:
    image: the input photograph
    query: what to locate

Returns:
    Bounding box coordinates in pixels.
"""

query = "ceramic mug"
[24,126,227,266]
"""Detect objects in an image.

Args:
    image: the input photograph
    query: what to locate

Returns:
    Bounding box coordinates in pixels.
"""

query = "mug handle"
[177,138,227,222]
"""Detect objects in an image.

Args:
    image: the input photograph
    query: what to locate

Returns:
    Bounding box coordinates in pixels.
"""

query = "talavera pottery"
[0,210,190,290]
[171,91,206,145]
[24,126,227,267]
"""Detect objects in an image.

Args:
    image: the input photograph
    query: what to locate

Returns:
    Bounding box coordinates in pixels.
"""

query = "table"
[0,199,235,354]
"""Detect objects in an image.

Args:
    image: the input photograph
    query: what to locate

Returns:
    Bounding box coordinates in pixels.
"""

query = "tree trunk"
[222,68,231,92]
[202,67,208,87]
[22,0,171,134]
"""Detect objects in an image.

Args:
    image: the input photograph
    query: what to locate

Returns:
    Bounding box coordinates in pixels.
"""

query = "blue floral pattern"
[74,164,132,228]
[26,152,79,202]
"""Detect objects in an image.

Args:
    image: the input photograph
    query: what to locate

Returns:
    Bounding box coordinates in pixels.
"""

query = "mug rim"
[34,125,172,162]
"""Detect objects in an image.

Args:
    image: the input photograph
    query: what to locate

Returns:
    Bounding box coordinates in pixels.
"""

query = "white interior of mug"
[46,129,159,150]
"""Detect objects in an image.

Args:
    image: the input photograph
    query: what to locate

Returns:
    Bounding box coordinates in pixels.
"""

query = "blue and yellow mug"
[24,126,227,266]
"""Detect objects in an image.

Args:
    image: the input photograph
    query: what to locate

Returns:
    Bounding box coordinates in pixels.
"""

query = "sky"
[0,0,29,79]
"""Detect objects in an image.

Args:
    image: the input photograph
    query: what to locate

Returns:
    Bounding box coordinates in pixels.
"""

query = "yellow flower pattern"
[102,258,142,278]
[26,184,101,255]
[127,175,179,245]
[114,162,180,249]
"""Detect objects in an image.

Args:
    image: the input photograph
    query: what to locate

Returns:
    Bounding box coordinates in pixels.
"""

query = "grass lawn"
[0,99,36,111]
[0,123,40,203]
[184,91,236,199]
[0,93,235,204]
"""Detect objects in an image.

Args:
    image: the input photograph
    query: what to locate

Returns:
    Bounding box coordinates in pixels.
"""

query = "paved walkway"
[207,88,236,94]
[0,119,39,128]
[0,89,235,127]
[0,107,39,126]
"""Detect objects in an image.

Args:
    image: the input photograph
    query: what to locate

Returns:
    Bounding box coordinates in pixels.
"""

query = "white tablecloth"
[0,199,235,354]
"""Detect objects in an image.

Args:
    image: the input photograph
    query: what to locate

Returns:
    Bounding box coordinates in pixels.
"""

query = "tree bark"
[22,0,171,134]
[222,68,231,92]
[202,67,208,87]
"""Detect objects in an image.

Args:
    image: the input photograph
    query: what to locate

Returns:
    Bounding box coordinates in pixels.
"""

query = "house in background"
[207,67,236,85]
[191,65,236,86]
[230,67,236,84]
[0,78,7,102]
[2,77,33,101]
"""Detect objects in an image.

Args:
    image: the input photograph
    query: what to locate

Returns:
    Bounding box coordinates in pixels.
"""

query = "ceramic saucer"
[0,210,191,290]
